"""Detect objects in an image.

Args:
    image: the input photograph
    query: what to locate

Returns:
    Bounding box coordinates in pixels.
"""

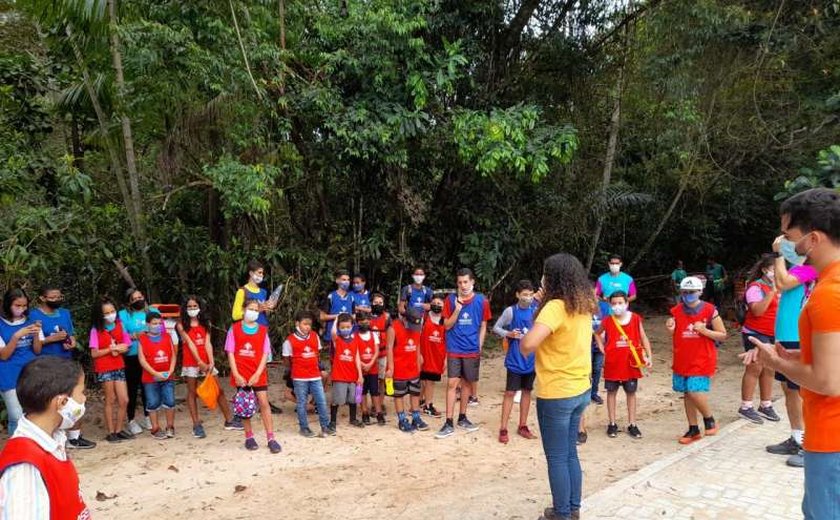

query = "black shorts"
[420,371,442,382]
[505,371,535,392]
[392,378,421,397]
[742,331,774,352]
[604,379,638,393]
[447,356,480,382]
[362,374,380,396]
[775,341,800,390]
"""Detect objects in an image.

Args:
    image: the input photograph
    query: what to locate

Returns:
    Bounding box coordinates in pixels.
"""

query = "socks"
[411,410,421,423]
[330,405,338,424]
[457,413,467,422]
[760,400,772,408]
[349,404,357,422]
[445,418,454,427]
[703,416,716,429]
[67,430,81,441]
[266,432,275,441]
[687,425,701,435]
[245,430,255,439]
[792,429,804,445]
[741,401,753,409]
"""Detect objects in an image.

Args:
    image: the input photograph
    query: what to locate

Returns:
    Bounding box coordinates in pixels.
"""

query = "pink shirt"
[223,328,271,354]
[88,328,131,349]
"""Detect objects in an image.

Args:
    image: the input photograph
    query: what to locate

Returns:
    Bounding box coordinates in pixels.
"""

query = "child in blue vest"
[319,269,355,345]
[399,265,433,315]
[351,274,372,313]
[493,280,539,444]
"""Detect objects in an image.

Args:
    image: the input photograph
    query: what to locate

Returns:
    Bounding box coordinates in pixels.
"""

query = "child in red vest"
[667,277,728,444]
[370,292,391,417]
[138,311,178,439]
[226,299,281,453]
[420,294,446,418]
[89,295,132,443]
[386,306,429,433]
[595,291,652,439]
[282,310,332,437]
[330,314,364,430]
[0,356,91,519]
[356,311,384,425]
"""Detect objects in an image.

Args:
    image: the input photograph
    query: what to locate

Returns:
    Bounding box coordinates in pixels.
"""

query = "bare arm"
[385,327,396,377]
[355,351,363,384]
[748,287,777,317]
[695,315,727,342]
[478,321,487,351]
[443,301,462,330]
[639,321,653,365]
[593,325,605,354]
[0,326,39,360]
[520,322,552,356]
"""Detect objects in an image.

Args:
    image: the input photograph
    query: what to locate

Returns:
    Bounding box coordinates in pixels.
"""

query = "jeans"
[537,390,591,517]
[143,381,175,412]
[590,350,604,399]
[803,451,840,519]
[124,355,148,420]
[293,379,330,431]
[1,389,23,435]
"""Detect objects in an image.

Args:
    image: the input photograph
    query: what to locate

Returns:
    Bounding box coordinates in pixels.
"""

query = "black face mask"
[131,299,146,311]
[45,300,63,310]
[358,323,371,332]
[430,305,443,314]
[371,304,384,315]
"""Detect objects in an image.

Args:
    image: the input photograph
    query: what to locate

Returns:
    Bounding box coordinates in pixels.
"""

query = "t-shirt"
[331,335,360,383]
[117,308,147,357]
[29,308,74,359]
[0,318,44,392]
[671,269,688,287]
[742,281,779,336]
[775,265,818,342]
[595,272,637,299]
[281,331,322,381]
[399,285,433,311]
[797,259,840,453]
[320,290,355,342]
[224,322,270,387]
[533,300,593,399]
[443,293,492,357]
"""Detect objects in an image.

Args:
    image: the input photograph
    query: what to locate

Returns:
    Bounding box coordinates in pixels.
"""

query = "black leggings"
[124,355,148,420]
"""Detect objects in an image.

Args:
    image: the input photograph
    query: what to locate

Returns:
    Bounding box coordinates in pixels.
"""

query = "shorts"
[362,374,380,396]
[392,378,421,398]
[420,371,442,382]
[672,374,711,393]
[96,369,126,383]
[332,381,356,406]
[144,381,175,412]
[447,356,480,382]
[775,341,800,390]
[742,331,774,352]
[377,358,387,379]
[505,371,535,392]
[605,379,638,393]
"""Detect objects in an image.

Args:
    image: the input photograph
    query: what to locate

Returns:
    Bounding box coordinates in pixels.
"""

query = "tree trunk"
[627,169,690,271]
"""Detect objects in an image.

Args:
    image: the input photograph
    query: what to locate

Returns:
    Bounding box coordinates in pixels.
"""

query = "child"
[420,294,446,418]
[282,310,332,437]
[399,265,433,315]
[0,356,91,518]
[386,306,429,433]
[0,288,43,437]
[320,269,355,344]
[595,291,652,439]
[138,311,178,439]
[351,274,372,313]
[370,292,391,415]
[226,299,282,453]
[356,311,384,425]
[667,277,727,444]
[89,296,132,443]
[493,280,539,444]
[330,313,365,430]
[176,295,240,438]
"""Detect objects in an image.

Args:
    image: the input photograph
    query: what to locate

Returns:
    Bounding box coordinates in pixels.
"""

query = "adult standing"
[671,260,688,304]
[704,257,727,309]
[746,188,840,520]
[521,253,597,520]
[594,254,637,303]
[118,288,152,435]
[232,260,277,328]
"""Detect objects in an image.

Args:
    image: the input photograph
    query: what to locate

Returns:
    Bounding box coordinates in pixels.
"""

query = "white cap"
[680,276,704,291]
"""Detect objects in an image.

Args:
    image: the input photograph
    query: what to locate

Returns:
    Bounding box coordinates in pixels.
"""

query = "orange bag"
[196,374,220,410]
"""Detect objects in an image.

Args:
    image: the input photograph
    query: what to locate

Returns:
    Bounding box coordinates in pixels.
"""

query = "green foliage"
[202,157,281,219]
[775,145,840,200]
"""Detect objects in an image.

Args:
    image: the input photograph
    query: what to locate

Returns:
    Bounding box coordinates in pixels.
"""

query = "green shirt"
[671,268,688,284]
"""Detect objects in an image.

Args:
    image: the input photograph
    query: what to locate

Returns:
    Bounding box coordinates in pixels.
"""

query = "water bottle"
[385,378,395,396]
[354,384,363,404]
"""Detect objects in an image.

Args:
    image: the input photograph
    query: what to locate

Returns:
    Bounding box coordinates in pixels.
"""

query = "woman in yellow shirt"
[522,253,597,520]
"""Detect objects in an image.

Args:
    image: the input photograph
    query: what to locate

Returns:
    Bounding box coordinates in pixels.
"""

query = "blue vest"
[403,285,432,311]
[352,290,371,309]
[445,293,487,355]
[503,304,537,374]
[323,290,355,341]
[243,286,270,327]
[29,308,74,359]
[598,272,634,299]
[0,318,38,391]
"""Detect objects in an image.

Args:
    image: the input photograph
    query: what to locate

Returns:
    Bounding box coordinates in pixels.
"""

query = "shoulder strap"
[610,315,645,369]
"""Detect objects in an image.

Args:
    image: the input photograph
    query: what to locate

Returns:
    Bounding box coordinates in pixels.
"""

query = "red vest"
[671,303,718,377]
[392,320,421,380]
[331,336,360,383]
[603,313,644,382]
[357,333,379,375]
[420,316,447,375]
[743,281,779,336]
[0,437,90,520]
[92,321,126,374]
[182,324,210,368]
[287,332,321,380]
[370,314,390,358]
[229,322,269,387]
[139,333,175,384]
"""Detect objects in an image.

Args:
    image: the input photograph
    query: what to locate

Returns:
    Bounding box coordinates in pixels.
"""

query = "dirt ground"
[66,317,756,520]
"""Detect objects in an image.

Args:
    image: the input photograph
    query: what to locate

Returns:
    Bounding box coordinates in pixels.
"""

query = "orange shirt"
[798,259,840,453]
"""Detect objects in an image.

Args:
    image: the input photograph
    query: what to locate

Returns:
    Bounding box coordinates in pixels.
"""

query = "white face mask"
[460,283,475,296]
[58,396,86,430]
[187,309,200,318]
[251,274,264,285]
[611,303,628,316]
[765,270,775,280]
[104,312,117,324]
[413,275,425,285]
[609,264,621,274]
[244,309,260,323]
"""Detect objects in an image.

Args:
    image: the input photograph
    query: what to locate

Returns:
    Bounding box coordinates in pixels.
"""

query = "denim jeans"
[1,389,23,435]
[143,380,175,412]
[537,390,591,517]
[293,379,330,431]
[590,350,604,398]
[803,451,840,519]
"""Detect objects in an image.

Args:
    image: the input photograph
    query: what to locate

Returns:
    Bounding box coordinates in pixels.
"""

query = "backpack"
[231,386,257,418]
[735,280,770,326]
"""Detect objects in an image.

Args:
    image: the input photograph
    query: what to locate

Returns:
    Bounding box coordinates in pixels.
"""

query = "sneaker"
[468,395,479,406]
[67,437,97,450]
[766,436,801,456]
[786,450,805,468]
[542,506,572,519]
[591,394,604,405]
[267,439,282,454]
[139,416,153,430]
[323,425,337,436]
[679,429,702,445]
[127,420,143,435]
[376,414,386,426]
[224,419,245,431]
[165,427,175,438]
[412,417,429,431]
[513,390,522,404]
[607,423,619,438]
[398,419,415,433]
[627,424,642,439]
[269,403,283,415]
[105,433,122,443]
[435,423,456,439]
[577,430,588,445]
[758,405,781,422]
[499,429,509,444]
[192,425,206,439]
[300,427,316,438]
[350,419,365,428]
[423,404,442,418]
[362,414,372,426]
[457,417,480,432]
[245,437,259,450]
[738,406,764,424]
[116,430,135,441]
[517,425,538,440]
[703,417,719,436]
[151,429,168,440]
[327,422,337,433]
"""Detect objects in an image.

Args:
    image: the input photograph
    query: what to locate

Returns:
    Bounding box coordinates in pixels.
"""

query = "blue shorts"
[143,381,175,412]
[96,369,126,383]
[672,374,711,393]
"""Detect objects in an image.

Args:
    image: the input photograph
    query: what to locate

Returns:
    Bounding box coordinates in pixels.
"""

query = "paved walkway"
[583,412,804,519]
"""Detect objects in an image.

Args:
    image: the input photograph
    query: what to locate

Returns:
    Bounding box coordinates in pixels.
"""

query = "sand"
[69,317,756,519]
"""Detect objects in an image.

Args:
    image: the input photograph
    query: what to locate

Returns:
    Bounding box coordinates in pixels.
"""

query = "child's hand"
[235,375,247,387]
[198,361,209,372]
[357,377,363,385]
[385,368,393,379]
[247,375,258,386]
[509,329,523,339]
[665,318,676,332]
[693,321,708,333]
[645,356,653,368]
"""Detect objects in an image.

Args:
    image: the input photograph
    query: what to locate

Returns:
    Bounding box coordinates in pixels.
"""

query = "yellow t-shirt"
[534,299,593,399]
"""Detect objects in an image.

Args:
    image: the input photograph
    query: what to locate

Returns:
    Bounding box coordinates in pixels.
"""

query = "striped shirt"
[0,416,68,519]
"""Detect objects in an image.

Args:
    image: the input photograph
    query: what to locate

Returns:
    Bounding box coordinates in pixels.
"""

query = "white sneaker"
[127,420,143,435]
[513,390,522,404]
[140,416,153,430]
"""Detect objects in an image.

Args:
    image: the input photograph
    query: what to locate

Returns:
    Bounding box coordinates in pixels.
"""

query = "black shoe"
[116,430,135,441]
[591,394,604,405]
[766,436,801,456]
[67,437,97,449]
[105,433,122,443]
[362,414,372,426]
[326,423,337,435]
[627,424,642,439]
[270,403,283,414]
[376,414,386,426]
[607,423,619,438]
[350,419,365,428]
[577,431,587,445]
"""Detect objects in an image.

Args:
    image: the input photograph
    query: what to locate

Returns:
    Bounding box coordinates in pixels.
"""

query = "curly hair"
[745,253,775,284]
[539,253,597,316]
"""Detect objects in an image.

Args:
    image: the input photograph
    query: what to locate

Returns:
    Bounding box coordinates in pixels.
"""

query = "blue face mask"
[148,325,161,336]
[779,238,806,266]
[337,328,352,339]
[353,283,365,293]
[682,293,701,305]
[338,281,350,291]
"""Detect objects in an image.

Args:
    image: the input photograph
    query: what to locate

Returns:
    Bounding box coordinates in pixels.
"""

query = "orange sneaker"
[679,429,702,445]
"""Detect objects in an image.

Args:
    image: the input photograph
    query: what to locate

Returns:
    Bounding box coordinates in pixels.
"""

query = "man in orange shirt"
[746,188,840,520]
